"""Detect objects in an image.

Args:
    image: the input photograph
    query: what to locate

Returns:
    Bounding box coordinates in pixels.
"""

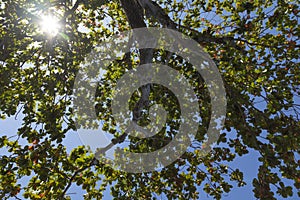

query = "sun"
[40,15,60,36]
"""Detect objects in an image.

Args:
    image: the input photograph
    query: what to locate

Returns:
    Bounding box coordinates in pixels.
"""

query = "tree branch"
[92,0,155,158]
[137,0,247,52]
[60,160,95,198]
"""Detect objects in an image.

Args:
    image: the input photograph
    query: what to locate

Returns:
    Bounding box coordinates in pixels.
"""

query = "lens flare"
[40,15,60,36]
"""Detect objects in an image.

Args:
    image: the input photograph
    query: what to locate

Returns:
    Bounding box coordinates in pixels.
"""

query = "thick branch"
[138,0,177,29]
[93,0,155,156]
[137,0,246,52]
[120,0,146,28]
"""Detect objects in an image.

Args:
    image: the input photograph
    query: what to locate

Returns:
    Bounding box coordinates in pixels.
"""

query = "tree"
[0,0,299,199]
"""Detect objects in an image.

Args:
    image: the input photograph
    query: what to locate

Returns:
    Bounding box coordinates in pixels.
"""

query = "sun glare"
[40,15,60,36]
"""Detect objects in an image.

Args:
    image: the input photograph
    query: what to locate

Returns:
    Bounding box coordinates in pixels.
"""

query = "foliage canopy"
[0,0,299,199]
